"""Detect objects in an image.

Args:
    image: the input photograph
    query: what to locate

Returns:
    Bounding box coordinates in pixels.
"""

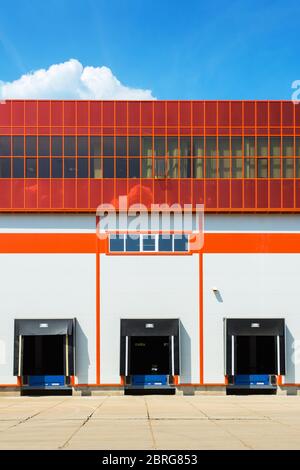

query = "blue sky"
[0,0,299,99]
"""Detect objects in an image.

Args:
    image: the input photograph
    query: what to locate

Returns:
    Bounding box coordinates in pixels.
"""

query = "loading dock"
[120,319,180,392]
[14,319,76,391]
[225,318,285,391]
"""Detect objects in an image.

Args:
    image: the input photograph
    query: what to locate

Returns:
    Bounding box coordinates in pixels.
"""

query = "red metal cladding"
[0,100,299,212]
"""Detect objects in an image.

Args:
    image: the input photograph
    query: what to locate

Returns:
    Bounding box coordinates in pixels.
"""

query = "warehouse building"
[0,99,299,394]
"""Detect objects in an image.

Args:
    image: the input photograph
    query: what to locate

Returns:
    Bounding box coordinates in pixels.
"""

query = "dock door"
[14,319,76,390]
[225,318,285,390]
[120,319,180,391]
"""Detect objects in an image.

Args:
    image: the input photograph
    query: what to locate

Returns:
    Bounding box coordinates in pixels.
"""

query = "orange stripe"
[1,233,300,254]
[203,233,300,253]
[96,249,100,385]
[199,253,204,385]
[0,233,97,253]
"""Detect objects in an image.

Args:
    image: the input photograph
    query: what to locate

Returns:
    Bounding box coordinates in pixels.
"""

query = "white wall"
[0,214,95,233]
[205,214,300,233]
[0,254,96,385]
[204,254,300,384]
[100,254,200,384]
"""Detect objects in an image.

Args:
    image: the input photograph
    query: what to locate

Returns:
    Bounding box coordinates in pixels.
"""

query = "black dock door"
[120,319,180,377]
[225,318,285,376]
[14,319,76,378]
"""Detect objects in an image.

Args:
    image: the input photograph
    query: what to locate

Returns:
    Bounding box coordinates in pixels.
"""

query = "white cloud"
[0,59,156,100]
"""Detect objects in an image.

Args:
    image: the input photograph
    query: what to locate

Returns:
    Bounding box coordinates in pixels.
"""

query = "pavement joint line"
[184,397,254,450]
[0,398,70,432]
[144,398,157,451]
[58,396,109,449]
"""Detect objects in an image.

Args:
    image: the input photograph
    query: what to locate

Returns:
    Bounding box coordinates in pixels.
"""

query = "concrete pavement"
[0,395,300,449]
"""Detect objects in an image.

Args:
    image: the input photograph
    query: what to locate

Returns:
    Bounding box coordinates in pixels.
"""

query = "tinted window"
[26,158,37,178]
[52,136,63,156]
[0,136,11,156]
[110,235,125,252]
[103,158,114,178]
[64,136,76,156]
[167,137,178,156]
[154,137,165,156]
[142,136,152,156]
[126,235,140,252]
[174,235,188,252]
[13,158,24,177]
[77,158,88,178]
[116,136,127,156]
[205,137,216,156]
[38,158,50,178]
[193,136,204,156]
[38,136,50,156]
[90,158,102,178]
[180,137,191,156]
[158,235,172,251]
[116,158,127,177]
[142,235,156,251]
[51,158,63,177]
[128,136,140,156]
[180,158,191,178]
[0,158,11,177]
[64,158,76,177]
[129,158,140,178]
[90,136,101,156]
[218,137,230,156]
[77,136,88,156]
[103,136,114,156]
[13,136,24,156]
[25,136,37,156]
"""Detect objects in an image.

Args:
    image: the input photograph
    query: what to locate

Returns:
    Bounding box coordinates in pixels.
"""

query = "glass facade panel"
[193,136,204,156]
[193,158,204,178]
[283,137,294,156]
[12,136,24,157]
[155,158,166,178]
[167,137,178,156]
[64,158,76,178]
[283,158,294,178]
[141,158,152,178]
[38,158,50,178]
[116,136,127,156]
[231,137,242,157]
[270,158,281,178]
[205,158,217,177]
[205,137,216,156]
[257,158,268,178]
[244,158,255,178]
[168,158,178,178]
[232,158,243,178]
[64,136,76,156]
[218,137,230,156]
[52,136,63,156]
[38,136,50,157]
[103,136,114,156]
[270,137,281,156]
[77,158,89,178]
[154,137,165,156]
[90,136,101,156]
[90,158,102,178]
[219,158,230,178]
[180,137,191,156]
[142,136,152,156]
[116,158,127,178]
[129,136,140,156]
[257,137,268,157]
[129,158,140,178]
[180,158,191,178]
[52,158,63,177]
[244,137,255,156]
[0,158,11,177]
[77,136,88,156]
